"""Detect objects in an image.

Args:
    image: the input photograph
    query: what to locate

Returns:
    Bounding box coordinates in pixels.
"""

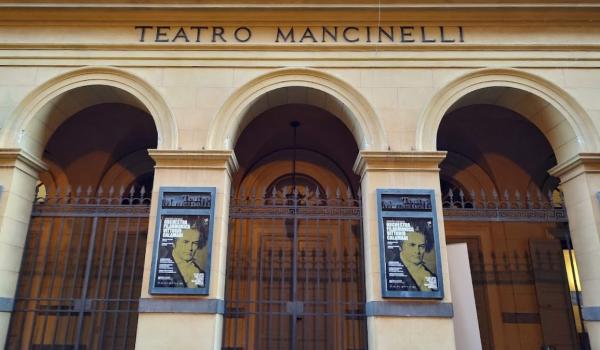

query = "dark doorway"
[6,100,157,349]
[438,100,584,350]
[222,101,367,350]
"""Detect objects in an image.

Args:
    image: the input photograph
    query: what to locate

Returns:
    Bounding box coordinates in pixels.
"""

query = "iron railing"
[6,185,150,350]
[442,188,567,222]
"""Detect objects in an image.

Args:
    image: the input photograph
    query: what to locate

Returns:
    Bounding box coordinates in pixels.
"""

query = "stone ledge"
[148,149,239,178]
[549,152,600,183]
[138,298,225,314]
[365,301,453,318]
[353,151,447,178]
[582,306,600,321]
[0,148,47,178]
[0,297,14,312]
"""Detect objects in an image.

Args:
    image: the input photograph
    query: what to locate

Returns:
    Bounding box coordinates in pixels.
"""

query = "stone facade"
[1,1,600,349]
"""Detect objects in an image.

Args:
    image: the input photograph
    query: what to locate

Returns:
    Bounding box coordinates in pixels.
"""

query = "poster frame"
[377,189,444,299]
[149,186,216,295]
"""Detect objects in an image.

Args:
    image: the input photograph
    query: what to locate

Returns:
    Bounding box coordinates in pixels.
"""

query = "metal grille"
[6,186,150,350]
[222,189,367,350]
[442,187,567,222]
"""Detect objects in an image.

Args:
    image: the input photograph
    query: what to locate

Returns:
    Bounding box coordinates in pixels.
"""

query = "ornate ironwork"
[442,187,567,222]
[32,185,151,217]
[230,186,362,220]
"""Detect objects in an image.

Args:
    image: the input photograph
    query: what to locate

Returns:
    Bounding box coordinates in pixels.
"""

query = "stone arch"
[1,66,177,159]
[417,68,599,163]
[206,67,386,151]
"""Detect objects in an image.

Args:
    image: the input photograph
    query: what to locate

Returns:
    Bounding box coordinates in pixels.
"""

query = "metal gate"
[222,188,367,350]
[6,186,150,350]
[443,186,584,350]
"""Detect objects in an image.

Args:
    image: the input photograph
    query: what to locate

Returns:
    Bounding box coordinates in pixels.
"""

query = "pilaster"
[353,151,456,350]
[136,149,238,350]
[0,148,46,349]
[550,153,600,349]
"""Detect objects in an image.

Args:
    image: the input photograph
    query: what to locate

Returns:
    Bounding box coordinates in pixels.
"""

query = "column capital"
[549,152,600,183]
[0,148,47,178]
[353,151,447,178]
[148,149,239,179]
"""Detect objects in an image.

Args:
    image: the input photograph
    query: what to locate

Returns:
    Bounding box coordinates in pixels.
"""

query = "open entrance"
[6,94,157,349]
[222,101,367,350]
[437,90,587,350]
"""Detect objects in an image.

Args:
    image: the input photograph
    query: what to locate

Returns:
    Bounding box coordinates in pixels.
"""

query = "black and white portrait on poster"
[377,189,444,299]
[155,215,209,289]
[150,187,216,295]
[384,218,438,292]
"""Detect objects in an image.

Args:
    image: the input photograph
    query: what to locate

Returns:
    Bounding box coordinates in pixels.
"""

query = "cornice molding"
[148,149,239,178]
[353,151,447,178]
[3,2,600,10]
[0,148,48,178]
[548,152,600,183]
[1,3,600,24]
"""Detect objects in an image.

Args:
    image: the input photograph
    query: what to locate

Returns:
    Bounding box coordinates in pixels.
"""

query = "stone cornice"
[3,2,600,9]
[548,153,600,183]
[148,149,239,178]
[353,151,447,178]
[0,148,48,178]
[1,3,600,24]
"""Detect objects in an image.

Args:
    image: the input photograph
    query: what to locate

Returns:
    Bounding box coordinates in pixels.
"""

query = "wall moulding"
[2,3,600,24]
[0,148,48,179]
[353,151,447,178]
[148,150,239,179]
[548,153,600,184]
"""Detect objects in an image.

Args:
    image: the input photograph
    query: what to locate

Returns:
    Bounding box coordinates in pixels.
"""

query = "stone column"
[136,150,238,350]
[549,153,600,349]
[353,151,456,350]
[0,149,46,348]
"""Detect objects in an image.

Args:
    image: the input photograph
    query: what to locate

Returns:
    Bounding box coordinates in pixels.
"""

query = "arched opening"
[206,68,386,151]
[1,66,177,155]
[6,86,158,349]
[418,69,599,159]
[222,94,367,349]
[438,88,587,350]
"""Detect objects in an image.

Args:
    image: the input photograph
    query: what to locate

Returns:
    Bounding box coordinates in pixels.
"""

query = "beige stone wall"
[0,150,45,348]
[354,151,456,349]
[1,2,600,349]
[3,66,600,155]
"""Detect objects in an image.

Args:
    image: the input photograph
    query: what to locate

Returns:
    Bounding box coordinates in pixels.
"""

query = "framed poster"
[377,189,444,299]
[149,187,216,295]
